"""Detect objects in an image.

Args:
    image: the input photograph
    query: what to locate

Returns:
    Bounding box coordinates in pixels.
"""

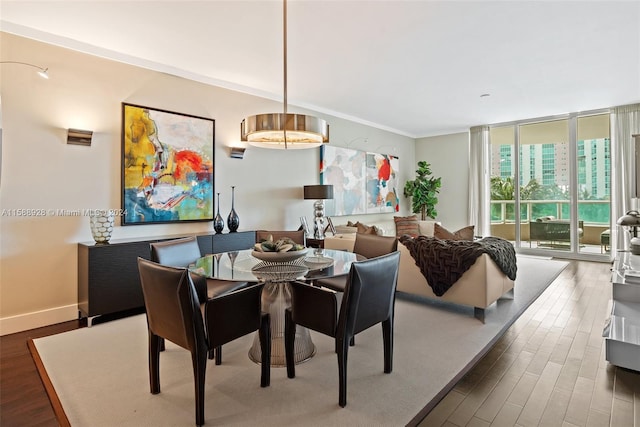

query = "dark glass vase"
[227,186,239,232]
[213,192,224,234]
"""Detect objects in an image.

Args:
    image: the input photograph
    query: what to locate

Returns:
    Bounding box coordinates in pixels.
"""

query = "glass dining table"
[190,248,360,367]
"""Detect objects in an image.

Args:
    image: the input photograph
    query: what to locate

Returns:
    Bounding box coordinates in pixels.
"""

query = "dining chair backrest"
[338,251,401,339]
[256,230,306,245]
[137,258,205,353]
[150,236,208,303]
[150,236,202,268]
[352,234,398,259]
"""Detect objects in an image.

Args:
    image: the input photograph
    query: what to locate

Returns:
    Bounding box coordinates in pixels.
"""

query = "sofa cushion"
[324,234,356,251]
[334,225,357,234]
[434,223,475,241]
[394,215,420,237]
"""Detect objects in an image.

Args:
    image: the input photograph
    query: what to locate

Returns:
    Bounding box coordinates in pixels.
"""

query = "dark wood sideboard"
[78,231,256,325]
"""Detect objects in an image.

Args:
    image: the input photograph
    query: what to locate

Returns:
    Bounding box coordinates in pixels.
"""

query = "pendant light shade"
[240,0,329,149]
[241,113,329,149]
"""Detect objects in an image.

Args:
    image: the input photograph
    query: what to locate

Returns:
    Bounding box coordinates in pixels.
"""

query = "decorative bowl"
[303,256,335,270]
[251,248,309,263]
[251,263,309,282]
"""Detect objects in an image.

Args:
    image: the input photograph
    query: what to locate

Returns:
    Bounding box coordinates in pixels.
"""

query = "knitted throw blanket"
[399,235,517,296]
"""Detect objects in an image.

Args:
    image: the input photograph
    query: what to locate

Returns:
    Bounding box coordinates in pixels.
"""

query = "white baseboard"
[0,304,78,336]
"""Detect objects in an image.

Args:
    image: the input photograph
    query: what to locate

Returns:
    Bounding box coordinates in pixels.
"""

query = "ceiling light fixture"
[240,0,329,150]
[0,61,49,79]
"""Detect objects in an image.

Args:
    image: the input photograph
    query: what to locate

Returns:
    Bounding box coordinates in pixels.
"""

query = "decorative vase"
[89,210,115,244]
[213,192,224,234]
[227,186,239,232]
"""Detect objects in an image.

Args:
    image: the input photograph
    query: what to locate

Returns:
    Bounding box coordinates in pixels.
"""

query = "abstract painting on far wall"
[320,145,399,216]
[121,103,214,225]
[366,151,400,213]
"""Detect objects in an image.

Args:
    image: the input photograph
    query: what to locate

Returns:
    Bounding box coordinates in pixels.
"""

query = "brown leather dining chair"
[137,257,270,427]
[284,251,401,407]
[256,229,306,245]
[316,233,398,292]
[150,236,253,364]
[150,236,253,300]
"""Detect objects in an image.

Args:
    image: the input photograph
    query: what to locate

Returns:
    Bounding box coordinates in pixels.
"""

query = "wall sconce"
[230,147,246,159]
[67,129,93,146]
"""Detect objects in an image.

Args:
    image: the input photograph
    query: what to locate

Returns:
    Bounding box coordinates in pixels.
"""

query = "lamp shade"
[304,185,334,200]
[617,210,640,226]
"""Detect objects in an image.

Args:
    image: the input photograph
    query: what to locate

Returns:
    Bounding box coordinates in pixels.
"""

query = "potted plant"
[403,161,442,220]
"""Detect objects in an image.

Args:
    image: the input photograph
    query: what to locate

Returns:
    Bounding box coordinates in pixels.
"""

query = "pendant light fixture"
[240,0,329,149]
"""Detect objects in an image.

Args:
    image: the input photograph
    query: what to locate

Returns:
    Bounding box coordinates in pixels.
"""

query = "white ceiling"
[2,0,639,138]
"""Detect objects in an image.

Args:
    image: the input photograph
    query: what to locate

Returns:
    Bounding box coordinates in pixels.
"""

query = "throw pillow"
[417,220,440,237]
[344,221,385,235]
[352,221,379,235]
[354,221,369,234]
[394,215,420,237]
[434,223,475,241]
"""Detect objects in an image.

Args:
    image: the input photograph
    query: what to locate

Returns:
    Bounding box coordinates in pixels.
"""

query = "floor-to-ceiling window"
[489,112,610,259]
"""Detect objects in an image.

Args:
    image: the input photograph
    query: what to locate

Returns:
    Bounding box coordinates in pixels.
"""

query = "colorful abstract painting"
[366,152,400,213]
[320,146,399,216]
[121,103,214,225]
[320,146,366,215]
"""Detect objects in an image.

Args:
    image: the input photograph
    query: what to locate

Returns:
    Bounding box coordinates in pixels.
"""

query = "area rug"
[30,256,567,427]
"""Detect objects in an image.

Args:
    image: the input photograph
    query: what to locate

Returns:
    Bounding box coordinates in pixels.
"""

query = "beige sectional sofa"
[324,220,515,322]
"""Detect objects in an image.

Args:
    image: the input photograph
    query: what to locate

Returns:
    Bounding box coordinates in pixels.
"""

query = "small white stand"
[604,252,640,372]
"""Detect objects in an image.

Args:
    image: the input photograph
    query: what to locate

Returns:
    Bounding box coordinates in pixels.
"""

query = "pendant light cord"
[240,0,328,147]
[283,0,288,148]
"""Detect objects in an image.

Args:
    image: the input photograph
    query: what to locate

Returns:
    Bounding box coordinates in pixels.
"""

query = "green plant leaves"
[403,161,441,220]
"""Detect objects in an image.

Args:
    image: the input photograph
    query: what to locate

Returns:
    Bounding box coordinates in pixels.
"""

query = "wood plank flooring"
[1,260,638,426]
[0,319,84,426]
[418,260,640,427]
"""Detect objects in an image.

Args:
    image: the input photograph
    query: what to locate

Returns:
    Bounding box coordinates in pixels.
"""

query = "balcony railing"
[490,199,611,250]
[490,199,610,225]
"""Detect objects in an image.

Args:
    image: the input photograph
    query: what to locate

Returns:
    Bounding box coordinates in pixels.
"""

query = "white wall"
[415,132,470,231]
[0,33,416,334]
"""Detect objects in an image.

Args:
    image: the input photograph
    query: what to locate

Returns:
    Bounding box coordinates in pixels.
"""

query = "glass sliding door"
[490,125,517,242]
[576,114,611,254]
[519,119,572,251]
[489,112,611,259]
